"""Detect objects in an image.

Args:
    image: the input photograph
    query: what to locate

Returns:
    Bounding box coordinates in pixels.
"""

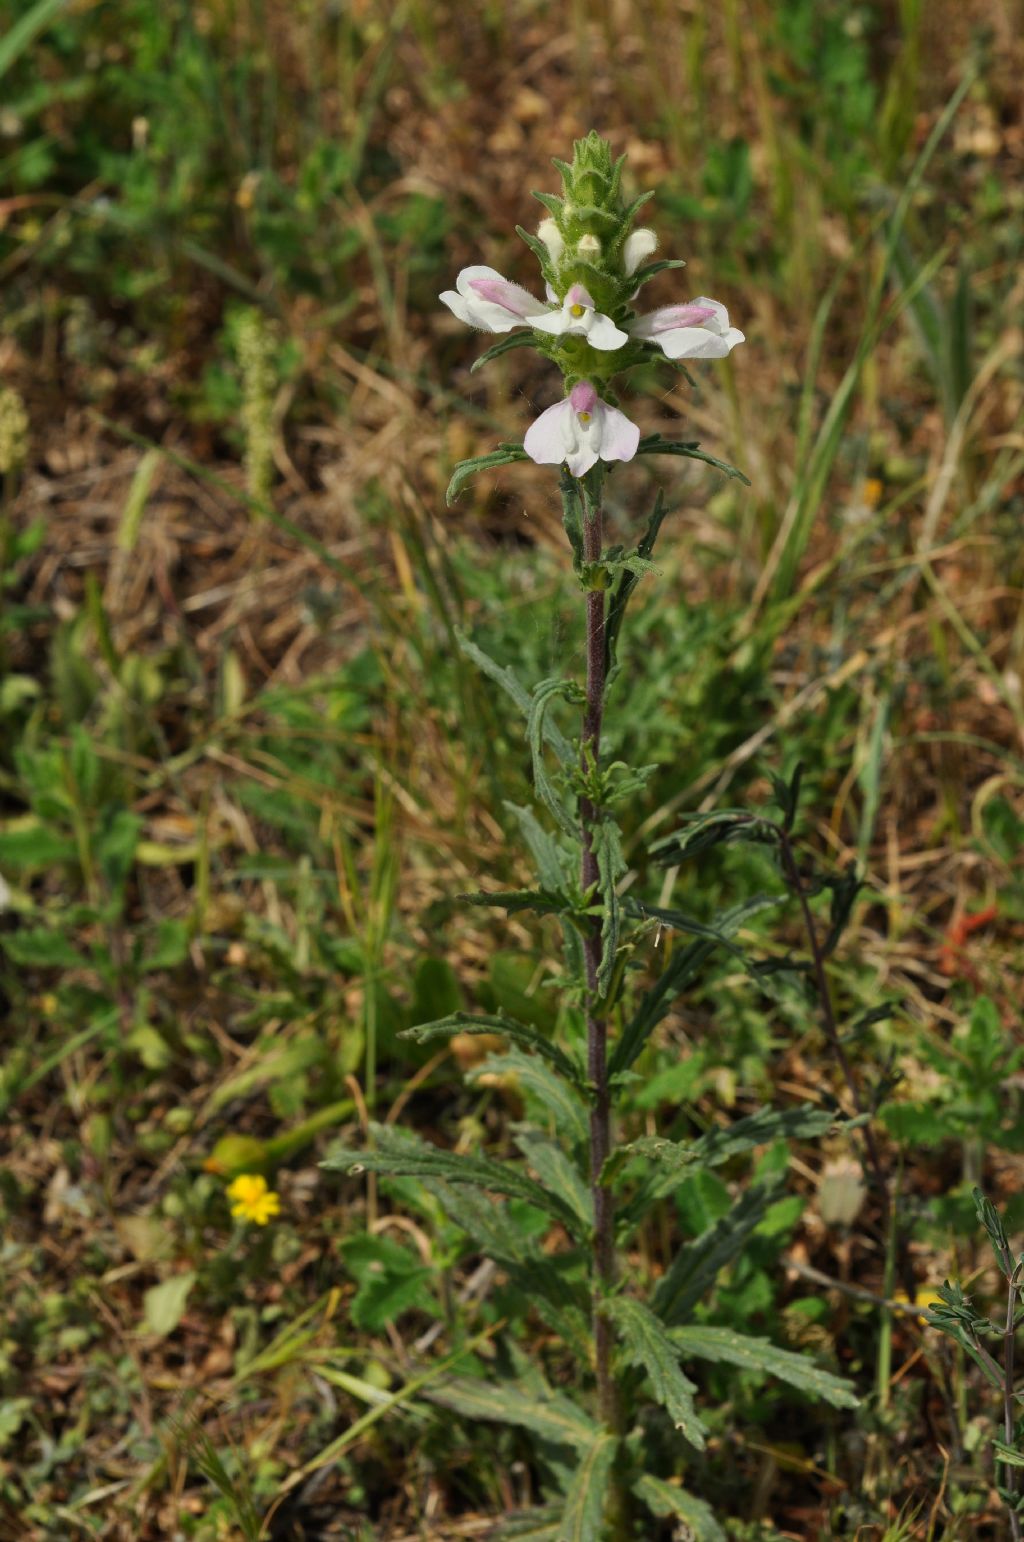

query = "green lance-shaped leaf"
[605,1296,706,1448]
[635,433,751,485]
[424,1372,599,1451]
[470,332,539,374]
[513,1131,594,1235]
[505,801,586,981]
[470,1049,590,1145]
[461,886,573,918]
[495,1508,563,1541]
[632,1475,726,1542]
[668,1325,859,1410]
[528,677,584,836]
[401,1011,583,1088]
[604,488,668,675]
[650,808,781,865]
[321,1124,582,1235]
[560,468,585,574]
[423,1181,592,1361]
[591,818,625,997]
[560,1431,617,1542]
[628,257,690,287]
[609,936,717,1080]
[610,894,781,1078]
[456,630,574,764]
[654,1180,784,1327]
[446,443,530,505]
[612,1104,835,1192]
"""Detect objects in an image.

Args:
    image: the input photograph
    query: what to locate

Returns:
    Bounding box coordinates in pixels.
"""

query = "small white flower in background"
[631,297,745,360]
[524,381,640,478]
[530,283,628,350]
[440,265,551,333]
[622,227,658,276]
[0,870,10,914]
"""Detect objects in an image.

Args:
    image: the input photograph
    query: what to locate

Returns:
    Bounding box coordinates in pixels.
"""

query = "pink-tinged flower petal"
[524,399,575,465]
[655,326,744,360]
[595,404,640,463]
[630,295,744,360]
[570,381,597,412]
[565,283,597,309]
[440,265,547,334]
[468,276,543,318]
[585,313,630,350]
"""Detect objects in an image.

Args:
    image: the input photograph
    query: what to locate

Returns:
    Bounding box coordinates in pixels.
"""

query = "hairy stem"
[578,481,628,1533]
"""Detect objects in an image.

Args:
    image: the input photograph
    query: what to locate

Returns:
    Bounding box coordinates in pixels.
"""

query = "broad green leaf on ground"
[669,1325,858,1409]
[632,1474,727,1542]
[321,1125,581,1234]
[401,1011,583,1086]
[604,1296,706,1449]
[560,1431,616,1542]
[143,1272,197,1337]
[471,1049,589,1145]
[424,1375,597,1451]
[654,1181,782,1326]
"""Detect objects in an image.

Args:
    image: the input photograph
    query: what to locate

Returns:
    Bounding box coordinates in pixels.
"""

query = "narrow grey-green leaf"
[635,434,750,485]
[321,1125,580,1234]
[528,677,583,836]
[446,444,529,505]
[669,1325,858,1409]
[470,332,538,373]
[401,1011,583,1086]
[506,800,586,981]
[456,631,572,761]
[605,1297,705,1449]
[424,1375,597,1451]
[632,1474,726,1542]
[472,1049,589,1145]
[560,1431,617,1542]
[496,1508,563,1541]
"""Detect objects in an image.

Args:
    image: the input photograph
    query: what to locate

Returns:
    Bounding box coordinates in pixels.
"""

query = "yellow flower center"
[569,303,585,318]
[578,411,592,425]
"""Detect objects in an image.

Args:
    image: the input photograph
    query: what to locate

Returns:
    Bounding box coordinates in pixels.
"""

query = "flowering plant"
[326,132,856,1540]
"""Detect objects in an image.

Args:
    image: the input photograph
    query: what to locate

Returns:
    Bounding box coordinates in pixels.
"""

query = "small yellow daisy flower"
[227,1172,281,1226]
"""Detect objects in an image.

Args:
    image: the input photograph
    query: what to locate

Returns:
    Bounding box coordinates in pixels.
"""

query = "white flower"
[529,282,628,351]
[440,268,629,351]
[439,265,550,333]
[630,297,744,360]
[622,228,658,276]
[537,219,564,263]
[524,381,640,478]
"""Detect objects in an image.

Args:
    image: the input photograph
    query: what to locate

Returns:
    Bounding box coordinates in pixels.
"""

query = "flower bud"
[537,218,564,263]
[623,227,658,276]
[577,234,601,258]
